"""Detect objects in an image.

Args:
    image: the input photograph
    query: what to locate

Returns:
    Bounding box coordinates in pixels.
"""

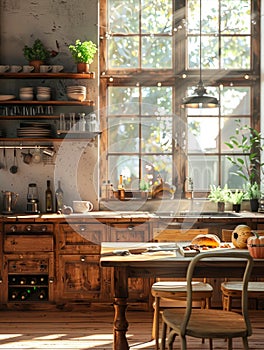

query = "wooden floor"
[0,306,263,349]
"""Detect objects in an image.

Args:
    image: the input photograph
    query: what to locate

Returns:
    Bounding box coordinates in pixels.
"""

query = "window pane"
[142,87,172,114]
[221,87,251,115]
[221,37,250,69]
[222,156,247,189]
[141,0,172,34]
[221,117,250,152]
[188,0,219,34]
[142,155,172,184]
[108,155,140,188]
[188,155,219,190]
[108,0,140,34]
[108,37,139,68]
[188,117,219,153]
[108,118,139,152]
[141,117,172,153]
[108,87,139,115]
[221,0,251,34]
[142,37,172,68]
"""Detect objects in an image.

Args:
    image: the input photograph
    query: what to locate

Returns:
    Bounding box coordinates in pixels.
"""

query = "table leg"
[113,267,129,350]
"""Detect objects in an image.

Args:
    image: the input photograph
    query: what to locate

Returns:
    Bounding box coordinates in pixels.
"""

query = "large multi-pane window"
[99,0,260,195]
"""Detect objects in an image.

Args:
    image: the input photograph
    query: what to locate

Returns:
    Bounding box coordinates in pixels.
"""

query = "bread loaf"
[191,234,220,248]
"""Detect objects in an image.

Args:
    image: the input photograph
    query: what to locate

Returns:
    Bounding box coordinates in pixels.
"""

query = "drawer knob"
[10,225,17,232]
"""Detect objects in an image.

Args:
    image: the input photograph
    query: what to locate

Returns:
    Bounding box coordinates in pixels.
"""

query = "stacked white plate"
[17,121,52,138]
[67,85,86,101]
[19,87,34,101]
[37,86,51,101]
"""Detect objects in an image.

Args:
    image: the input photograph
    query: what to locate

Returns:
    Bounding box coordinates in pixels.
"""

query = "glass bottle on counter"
[55,181,64,213]
[45,180,54,213]
[118,175,125,200]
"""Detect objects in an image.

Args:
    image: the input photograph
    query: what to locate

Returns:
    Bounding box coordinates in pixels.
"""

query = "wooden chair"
[161,250,253,350]
[221,229,264,311]
[151,228,213,349]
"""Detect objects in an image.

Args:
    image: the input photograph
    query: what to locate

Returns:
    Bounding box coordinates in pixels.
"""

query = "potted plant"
[208,184,230,212]
[68,39,97,73]
[228,189,245,213]
[23,39,55,72]
[243,181,262,212]
[225,119,264,212]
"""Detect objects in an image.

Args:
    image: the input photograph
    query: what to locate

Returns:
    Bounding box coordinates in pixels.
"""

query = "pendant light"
[181,0,219,109]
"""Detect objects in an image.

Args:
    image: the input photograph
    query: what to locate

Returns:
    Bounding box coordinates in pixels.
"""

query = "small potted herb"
[243,181,262,212]
[208,184,230,212]
[23,39,57,72]
[228,189,245,212]
[68,39,97,73]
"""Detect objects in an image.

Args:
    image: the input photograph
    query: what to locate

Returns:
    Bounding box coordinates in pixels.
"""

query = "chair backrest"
[153,228,209,242]
[182,251,254,335]
[222,229,264,242]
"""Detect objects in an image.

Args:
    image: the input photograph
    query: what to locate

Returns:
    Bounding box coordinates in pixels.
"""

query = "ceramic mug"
[73,200,93,213]
[10,65,22,73]
[0,65,9,73]
[22,65,34,72]
[51,65,64,73]
[40,65,52,73]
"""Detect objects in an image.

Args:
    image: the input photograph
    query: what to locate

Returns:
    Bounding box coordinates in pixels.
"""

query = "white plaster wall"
[0,0,99,212]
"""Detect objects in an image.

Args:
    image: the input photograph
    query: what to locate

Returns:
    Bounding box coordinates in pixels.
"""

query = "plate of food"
[177,234,233,256]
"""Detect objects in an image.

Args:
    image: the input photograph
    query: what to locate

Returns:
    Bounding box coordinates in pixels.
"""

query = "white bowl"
[67,92,86,101]
[20,94,34,101]
[37,94,50,101]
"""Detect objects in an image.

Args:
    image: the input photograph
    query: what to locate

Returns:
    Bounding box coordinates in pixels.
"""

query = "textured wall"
[0,0,99,212]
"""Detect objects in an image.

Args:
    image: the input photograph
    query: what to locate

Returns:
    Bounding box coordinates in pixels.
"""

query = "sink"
[179,211,240,217]
[154,211,240,218]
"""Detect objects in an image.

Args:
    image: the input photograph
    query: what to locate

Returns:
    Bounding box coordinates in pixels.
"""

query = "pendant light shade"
[181,0,219,109]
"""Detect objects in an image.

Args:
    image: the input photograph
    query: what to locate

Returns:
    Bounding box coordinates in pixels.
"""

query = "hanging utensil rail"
[0,145,54,150]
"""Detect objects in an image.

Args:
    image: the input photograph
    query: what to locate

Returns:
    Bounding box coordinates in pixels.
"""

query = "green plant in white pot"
[68,39,97,73]
[208,184,230,212]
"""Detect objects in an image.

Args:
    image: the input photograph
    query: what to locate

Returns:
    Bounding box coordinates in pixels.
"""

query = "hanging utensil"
[10,149,18,174]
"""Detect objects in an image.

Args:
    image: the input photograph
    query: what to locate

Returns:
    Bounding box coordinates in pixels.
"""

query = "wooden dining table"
[100,242,264,350]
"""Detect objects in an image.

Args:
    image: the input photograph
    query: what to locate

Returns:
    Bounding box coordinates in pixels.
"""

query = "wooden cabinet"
[57,222,110,304]
[109,221,152,310]
[2,222,55,309]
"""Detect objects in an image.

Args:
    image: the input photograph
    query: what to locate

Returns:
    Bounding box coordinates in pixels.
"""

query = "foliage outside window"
[99,0,260,195]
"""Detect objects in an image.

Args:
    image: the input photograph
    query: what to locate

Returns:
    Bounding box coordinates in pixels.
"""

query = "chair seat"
[221,281,264,294]
[152,281,213,293]
[162,308,249,339]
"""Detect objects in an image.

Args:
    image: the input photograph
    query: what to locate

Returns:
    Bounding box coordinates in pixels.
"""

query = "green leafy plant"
[225,119,264,185]
[243,181,262,200]
[68,39,97,64]
[23,39,51,62]
[228,189,245,205]
[208,184,230,203]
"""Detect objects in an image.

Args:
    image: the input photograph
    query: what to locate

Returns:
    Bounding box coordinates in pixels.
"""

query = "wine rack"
[8,274,49,302]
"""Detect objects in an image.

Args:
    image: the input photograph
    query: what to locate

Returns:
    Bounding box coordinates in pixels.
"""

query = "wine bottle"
[10,290,18,300]
[45,180,54,213]
[55,181,64,213]
[20,291,28,300]
[38,289,47,300]
[118,175,125,200]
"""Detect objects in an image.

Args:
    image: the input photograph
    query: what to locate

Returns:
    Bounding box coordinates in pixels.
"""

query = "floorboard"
[0,307,263,349]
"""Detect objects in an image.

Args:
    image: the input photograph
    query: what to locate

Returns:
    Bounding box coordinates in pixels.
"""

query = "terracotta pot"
[29,60,44,73]
[77,63,90,73]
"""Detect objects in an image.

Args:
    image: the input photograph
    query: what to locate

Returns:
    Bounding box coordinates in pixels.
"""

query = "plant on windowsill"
[225,119,264,212]
[68,39,97,73]
[208,184,230,212]
[228,189,245,213]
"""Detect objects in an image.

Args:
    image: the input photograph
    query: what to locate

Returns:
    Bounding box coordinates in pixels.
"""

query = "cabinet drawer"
[7,259,49,273]
[59,223,106,253]
[4,235,53,252]
[109,222,149,242]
